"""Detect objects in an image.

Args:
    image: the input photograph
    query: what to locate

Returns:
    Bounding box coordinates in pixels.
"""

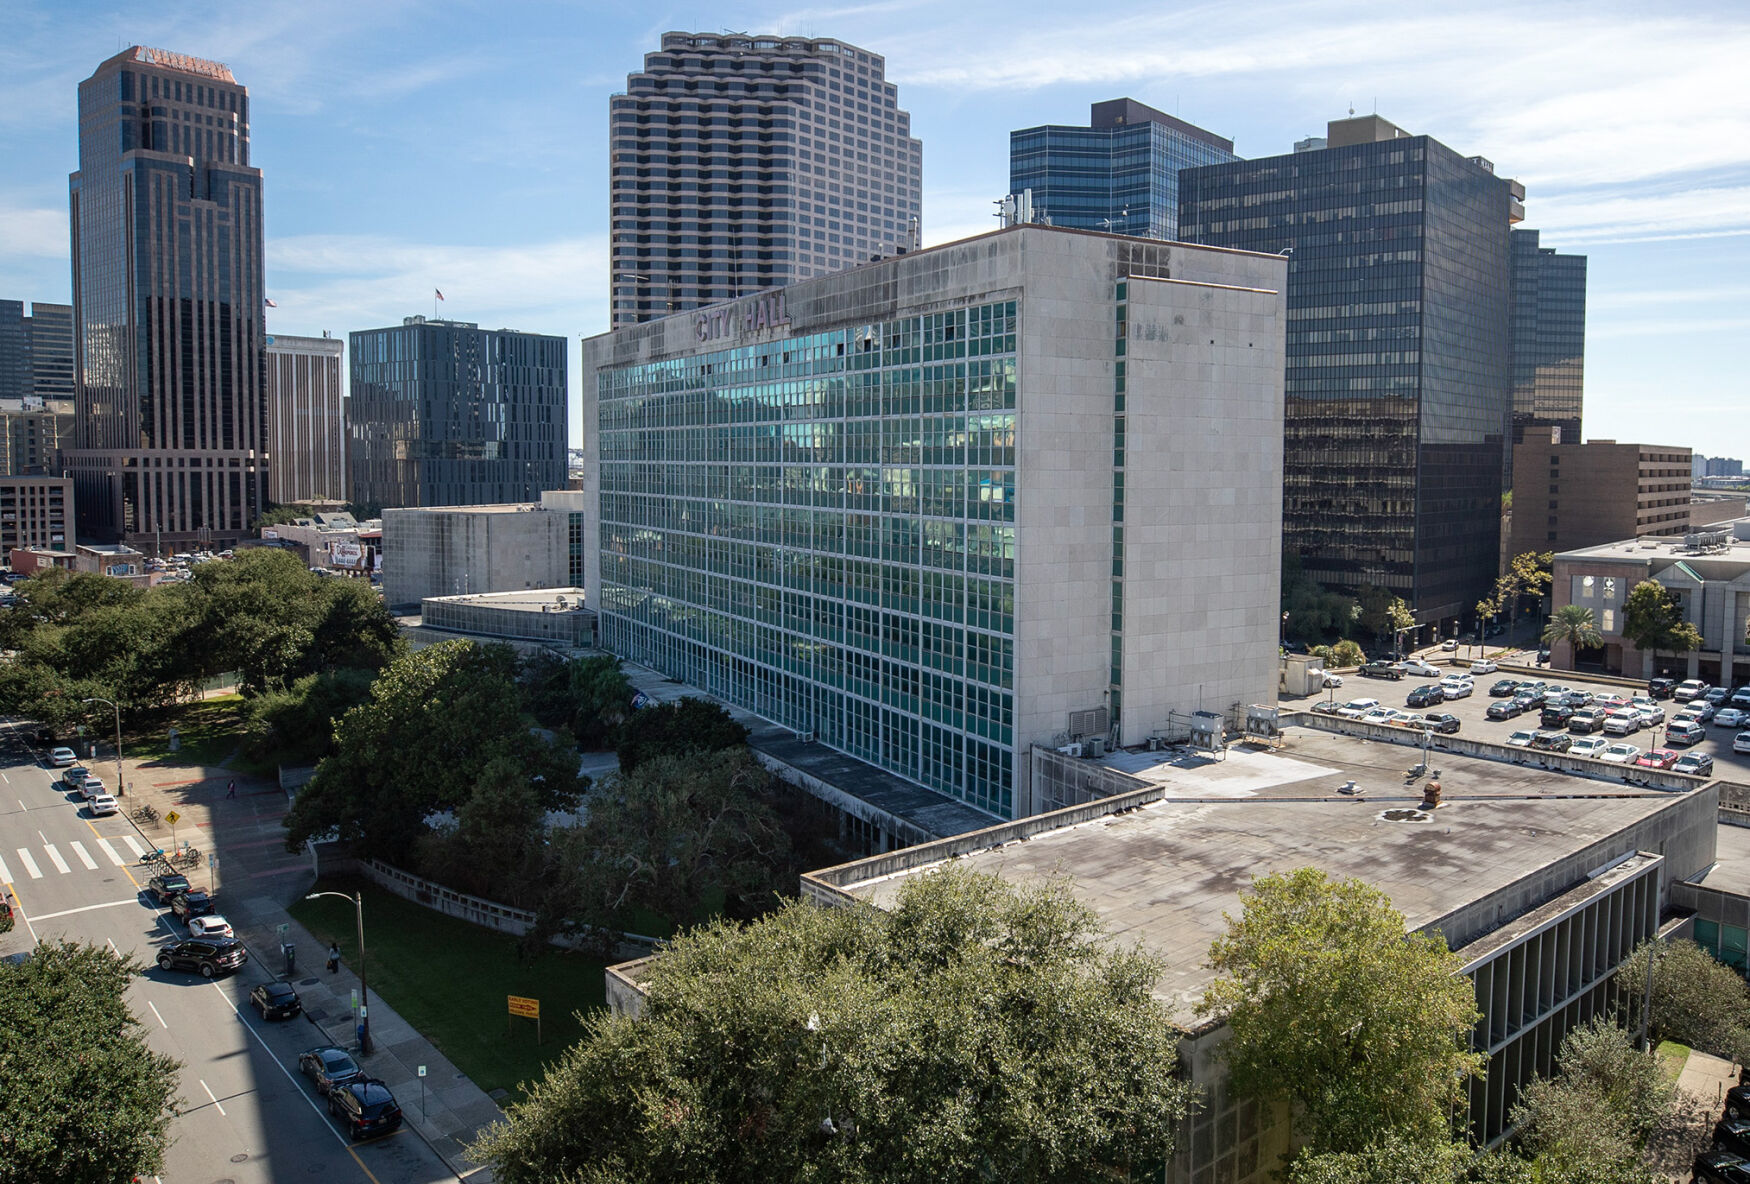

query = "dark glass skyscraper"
[62,47,267,547]
[1508,228,1586,466]
[1180,115,1522,623]
[348,318,567,510]
[610,33,923,328]
[1009,98,1236,239]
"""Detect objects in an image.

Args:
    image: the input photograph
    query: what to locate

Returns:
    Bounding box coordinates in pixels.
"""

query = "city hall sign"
[696,292,791,342]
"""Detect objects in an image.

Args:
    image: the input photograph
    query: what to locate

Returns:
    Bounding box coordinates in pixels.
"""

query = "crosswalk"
[1,831,147,881]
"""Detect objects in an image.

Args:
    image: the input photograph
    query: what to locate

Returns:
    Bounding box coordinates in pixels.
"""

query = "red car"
[1633,749,1679,770]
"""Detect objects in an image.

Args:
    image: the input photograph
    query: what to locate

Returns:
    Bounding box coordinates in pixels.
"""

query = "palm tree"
[1542,604,1603,660]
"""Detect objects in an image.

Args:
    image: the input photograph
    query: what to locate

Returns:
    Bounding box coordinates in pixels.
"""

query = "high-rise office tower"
[609,32,923,328]
[1180,115,1523,625]
[348,317,567,510]
[1009,98,1237,239]
[62,46,267,547]
[266,333,347,505]
[0,302,27,402]
[25,303,74,402]
[1507,228,1586,464]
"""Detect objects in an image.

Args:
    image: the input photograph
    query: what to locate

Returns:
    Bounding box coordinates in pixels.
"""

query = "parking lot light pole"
[80,697,124,798]
[306,890,370,1054]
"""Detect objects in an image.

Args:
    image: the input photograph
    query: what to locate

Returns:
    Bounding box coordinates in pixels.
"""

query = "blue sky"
[2,0,1746,456]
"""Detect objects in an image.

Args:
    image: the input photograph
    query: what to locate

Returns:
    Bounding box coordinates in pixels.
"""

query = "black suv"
[1648,677,1677,700]
[1696,1149,1750,1184]
[1539,704,1575,728]
[156,937,248,979]
[1406,685,1445,708]
[146,873,191,904]
[170,889,215,919]
[329,1079,404,1140]
[1420,713,1461,735]
[1530,731,1573,754]
[1358,661,1403,680]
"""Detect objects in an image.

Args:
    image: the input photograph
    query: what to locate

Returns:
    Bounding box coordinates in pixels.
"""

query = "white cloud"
[1535,186,1750,245]
[0,204,68,259]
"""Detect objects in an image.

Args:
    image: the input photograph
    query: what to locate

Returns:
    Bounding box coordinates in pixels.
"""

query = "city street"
[0,720,462,1184]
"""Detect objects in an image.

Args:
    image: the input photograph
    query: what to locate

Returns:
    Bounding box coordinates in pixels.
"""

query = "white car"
[1438,677,1473,699]
[77,775,105,801]
[1673,752,1714,777]
[87,793,118,817]
[1506,730,1536,748]
[1397,658,1441,678]
[1441,639,1458,652]
[1569,737,1611,759]
[47,747,76,767]
[1599,743,1642,765]
[1337,698,1380,719]
[188,915,234,939]
[1322,673,1343,689]
[1469,659,1499,675]
[1735,733,1750,756]
[1602,710,1642,736]
[1716,708,1748,729]
[1676,679,1709,701]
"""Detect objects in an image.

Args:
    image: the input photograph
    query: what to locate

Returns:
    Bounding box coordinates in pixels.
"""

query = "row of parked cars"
[1478,677,1724,774]
[1691,1076,1750,1182]
[46,747,120,817]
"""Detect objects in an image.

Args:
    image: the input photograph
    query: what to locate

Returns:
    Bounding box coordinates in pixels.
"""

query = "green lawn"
[1656,1039,1692,1085]
[126,695,280,778]
[290,877,609,1096]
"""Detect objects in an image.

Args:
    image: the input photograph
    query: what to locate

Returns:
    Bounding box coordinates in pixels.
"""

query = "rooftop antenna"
[1348,104,1356,116]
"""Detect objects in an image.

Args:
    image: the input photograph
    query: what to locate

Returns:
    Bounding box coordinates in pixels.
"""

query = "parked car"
[1599,743,1642,765]
[1733,687,1750,708]
[1693,1148,1750,1184]
[1676,678,1710,701]
[155,937,247,979]
[1309,701,1342,716]
[1359,708,1397,726]
[1469,658,1499,675]
[1707,687,1732,704]
[1633,749,1679,770]
[1592,693,1631,711]
[1540,683,1573,703]
[1321,673,1343,689]
[1673,752,1715,777]
[1506,730,1536,748]
[76,775,105,801]
[1531,731,1573,753]
[1569,737,1611,759]
[1489,679,1523,698]
[61,766,90,789]
[1487,699,1528,721]
[1725,1082,1750,1120]
[1735,733,1750,756]
[1647,677,1678,700]
[170,890,215,919]
[1717,708,1749,729]
[1441,639,1459,652]
[87,793,119,817]
[1688,699,1719,723]
[1715,1117,1750,1161]
[1558,691,1592,709]
[1406,685,1445,709]
[250,980,302,1020]
[47,746,76,767]
[1336,698,1380,719]
[300,1046,364,1096]
[1630,697,1665,725]
[1667,721,1707,746]
[329,1078,404,1140]
[188,914,232,938]
[1602,710,1642,736]
[1568,708,1607,734]
[146,873,191,904]
[1420,713,1462,735]
[1358,661,1403,680]
[1438,676,1473,699]
[1397,658,1442,678]
[1540,704,1575,729]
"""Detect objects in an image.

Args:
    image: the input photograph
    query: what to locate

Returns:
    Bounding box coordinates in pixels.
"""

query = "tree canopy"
[473,868,1193,1184]
[615,695,750,773]
[1616,938,1750,1064]
[1200,868,1484,1154]
[0,942,182,1184]
[1619,580,1702,660]
[1505,1018,1669,1184]
[1542,604,1603,653]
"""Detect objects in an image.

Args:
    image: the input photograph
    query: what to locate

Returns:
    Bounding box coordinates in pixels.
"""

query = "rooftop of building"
[1012,97,1235,153]
[421,588,589,613]
[76,543,143,557]
[1693,824,1750,899]
[807,727,1698,1029]
[382,502,546,516]
[100,46,237,83]
[1558,519,1750,566]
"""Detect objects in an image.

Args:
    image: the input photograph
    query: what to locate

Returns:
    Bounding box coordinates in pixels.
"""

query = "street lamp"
[306,890,371,1054]
[80,697,124,798]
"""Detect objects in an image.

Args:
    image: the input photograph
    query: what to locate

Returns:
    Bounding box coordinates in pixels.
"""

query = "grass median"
[290,876,608,1096]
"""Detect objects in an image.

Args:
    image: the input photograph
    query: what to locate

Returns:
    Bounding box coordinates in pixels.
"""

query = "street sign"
[507,995,540,1019]
[276,923,289,937]
[418,1065,427,1078]
[163,810,181,825]
[207,853,216,870]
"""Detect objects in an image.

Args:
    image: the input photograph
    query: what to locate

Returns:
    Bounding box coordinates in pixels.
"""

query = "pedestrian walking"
[327,942,341,974]
[225,779,236,799]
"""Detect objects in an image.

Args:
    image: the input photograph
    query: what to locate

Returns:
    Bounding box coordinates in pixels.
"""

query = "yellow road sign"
[507,995,540,1019]
[163,810,181,825]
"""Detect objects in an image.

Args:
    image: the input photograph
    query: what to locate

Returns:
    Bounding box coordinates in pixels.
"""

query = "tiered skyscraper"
[1181,115,1523,625]
[1009,98,1237,239]
[609,33,923,327]
[62,47,267,546]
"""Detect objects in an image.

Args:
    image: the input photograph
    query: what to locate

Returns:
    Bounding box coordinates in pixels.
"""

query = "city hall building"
[581,226,1286,823]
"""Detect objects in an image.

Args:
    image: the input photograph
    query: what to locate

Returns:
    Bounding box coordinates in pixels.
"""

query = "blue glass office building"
[1508,228,1586,453]
[1180,116,1523,625]
[1010,98,1236,240]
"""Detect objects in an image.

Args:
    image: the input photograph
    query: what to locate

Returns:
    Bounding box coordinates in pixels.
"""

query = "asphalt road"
[1310,660,1750,779]
[0,720,459,1184]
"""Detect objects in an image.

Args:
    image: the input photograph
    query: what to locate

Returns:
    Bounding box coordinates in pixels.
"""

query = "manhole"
[1378,808,1432,823]
[298,977,321,986]
[231,1152,250,1162]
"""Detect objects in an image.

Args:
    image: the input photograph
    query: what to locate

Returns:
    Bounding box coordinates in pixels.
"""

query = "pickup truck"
[1358,661,1404,681]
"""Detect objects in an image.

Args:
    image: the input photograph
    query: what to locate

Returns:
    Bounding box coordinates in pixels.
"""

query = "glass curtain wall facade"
[1010,98,1236,240]
[597,303,1019,816]
[610,33,923,328]
[1180,132,1514,621]
[1507,228,1586,486]
[348,319,567,510]
[265,334,347,504]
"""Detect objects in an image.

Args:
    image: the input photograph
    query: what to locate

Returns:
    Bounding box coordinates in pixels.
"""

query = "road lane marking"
[0,852,9,881]
[5,882,36,942]
[121,834,147,858]
[147,1000,167,1028]
[14,849,41,878]
[2,771,8,782]
[41,844,70,874]
[199,1078,226,1117]
[203,982,352,1152]
[69,841,98,870]
[31,897,143,921]
[96,838,123,865]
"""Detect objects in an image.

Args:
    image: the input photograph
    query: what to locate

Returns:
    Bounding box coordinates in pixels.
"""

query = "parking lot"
[1303,658,1750,781]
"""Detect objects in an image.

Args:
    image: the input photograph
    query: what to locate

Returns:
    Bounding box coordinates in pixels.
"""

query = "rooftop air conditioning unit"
[1086,737,1107,758]
[1057,743,1083,758]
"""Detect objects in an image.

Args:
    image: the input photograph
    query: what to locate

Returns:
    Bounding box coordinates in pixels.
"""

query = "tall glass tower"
[1508,228,1586,458]
[63,46,267,547]
[1009,99,1237,240]
[609,33,923,327]
[1180,115,1523,625]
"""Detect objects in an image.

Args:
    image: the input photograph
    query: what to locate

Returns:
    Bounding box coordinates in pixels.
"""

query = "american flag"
[434,288,445,301]
[264,298,278,308]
